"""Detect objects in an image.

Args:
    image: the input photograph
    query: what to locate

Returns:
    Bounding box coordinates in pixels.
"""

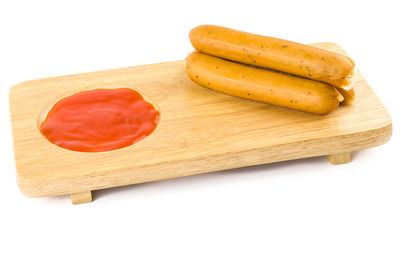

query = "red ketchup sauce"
[40,88,159,152]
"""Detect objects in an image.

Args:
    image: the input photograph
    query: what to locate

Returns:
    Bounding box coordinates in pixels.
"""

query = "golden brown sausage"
[337,87,355,103]
[185,51,344,115]
[189,25,355,92]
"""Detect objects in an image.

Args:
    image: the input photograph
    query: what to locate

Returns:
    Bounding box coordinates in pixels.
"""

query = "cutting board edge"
[16,120,392,198]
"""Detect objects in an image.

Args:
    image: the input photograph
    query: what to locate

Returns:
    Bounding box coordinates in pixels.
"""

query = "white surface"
[1,0,399,266]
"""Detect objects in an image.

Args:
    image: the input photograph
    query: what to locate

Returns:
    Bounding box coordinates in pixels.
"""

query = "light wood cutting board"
[9,42,392,204]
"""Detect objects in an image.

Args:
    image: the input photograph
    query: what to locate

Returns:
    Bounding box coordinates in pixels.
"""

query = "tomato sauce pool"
[40,88,159,152]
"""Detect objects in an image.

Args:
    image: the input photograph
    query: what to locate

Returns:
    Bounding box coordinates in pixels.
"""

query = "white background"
[1,0,399,266]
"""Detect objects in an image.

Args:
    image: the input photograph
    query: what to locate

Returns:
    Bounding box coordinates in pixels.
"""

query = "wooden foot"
[70,191,92,204]
[327,152,351,165]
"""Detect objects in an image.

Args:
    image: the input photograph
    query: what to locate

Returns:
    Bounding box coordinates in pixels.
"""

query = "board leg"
[327,152,351,165]
[70,191,92,204]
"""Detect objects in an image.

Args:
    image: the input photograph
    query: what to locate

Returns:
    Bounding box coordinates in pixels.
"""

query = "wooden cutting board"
[9,42,392,204]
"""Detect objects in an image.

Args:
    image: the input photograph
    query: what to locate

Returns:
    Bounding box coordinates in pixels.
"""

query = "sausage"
[189,25,355,94]
[337,87,355,103]
[185,51,344,115]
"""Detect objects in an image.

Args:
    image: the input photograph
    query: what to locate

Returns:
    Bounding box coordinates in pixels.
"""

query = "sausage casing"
[189,25,355,91]
[185,51,344,115]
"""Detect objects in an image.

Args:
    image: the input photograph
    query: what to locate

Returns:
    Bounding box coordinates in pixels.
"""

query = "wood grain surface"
[9,43,392,203]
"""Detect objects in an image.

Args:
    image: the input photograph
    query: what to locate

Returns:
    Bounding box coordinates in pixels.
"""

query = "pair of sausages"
[185,25,355,114]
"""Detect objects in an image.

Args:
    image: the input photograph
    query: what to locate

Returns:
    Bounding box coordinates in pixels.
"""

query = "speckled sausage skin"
[185,51,344,115]
[189,25,355,92]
